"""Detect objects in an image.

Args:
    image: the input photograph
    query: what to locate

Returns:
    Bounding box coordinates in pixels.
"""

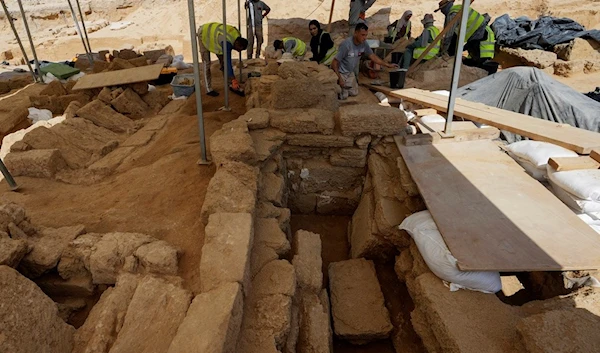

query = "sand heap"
[406,55,488,91]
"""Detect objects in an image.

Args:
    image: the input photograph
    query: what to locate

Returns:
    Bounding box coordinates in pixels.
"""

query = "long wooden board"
[398,139,600,271]
[548,156,600,172]
[72,64,163,90]
[365,86,600,154]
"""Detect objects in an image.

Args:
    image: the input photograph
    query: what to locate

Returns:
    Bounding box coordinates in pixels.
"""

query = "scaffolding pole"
[443,0,471,136]
[0,0,37,81]
[238,0,243,82]
[66,0,93,64]
[15,0,40,78]
[187,0,209,164]
[0,158,18,191]
[222,0,230,110]
[74,0,93,56]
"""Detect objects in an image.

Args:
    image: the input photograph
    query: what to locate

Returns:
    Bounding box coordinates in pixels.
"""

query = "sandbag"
[399,211,502,293]
[505,140,578,180]
[547,165,600,201]
[549,179,600,214]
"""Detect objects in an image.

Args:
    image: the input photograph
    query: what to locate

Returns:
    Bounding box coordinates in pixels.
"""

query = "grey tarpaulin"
[492,14,600,50]
[457,67,600,143]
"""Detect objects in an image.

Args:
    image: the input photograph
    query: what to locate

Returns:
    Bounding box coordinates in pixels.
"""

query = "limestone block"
[128,57,149,67]
[210,122,257,166]
[200,162,259,224]
[58,233,102,279]
[339,104,407,137]
[111,88,150,120]
[98,87,113,104]
[108,276,192,353]
[253,259,296,298]
[30,94,90,114]
[255,217,291,257]
[355,135,372,149]
[0,266,75,353]
[558,38,600,61]
[496,47,557,69]
[330,148,368,167]
[243,293,294,348]
[328,258,393,342]
[278,61,310,79]
[298,293,332,353]
[134,240,179,275]
[167,283,244,353]
[142,90,171,113]
[369,151,408,201]
[250,128,286,162]
[250,243,280,279]
[271,77,338,111]
[554,59,585,77]
[242,108,270,129]
[5,149,67,178]
[40,80,67,96]
[64,100,82,119]
[201,213,253,294]
[77,100,135,133]
[0,237,29,268]
[121,129,155,147]
[286,134,354,148]
[374,197,412,248]
[292,230,323,293]
[236,328,279,353]
[256,202,291,232]
[270,109,335,135]
[300,158,364,194]
[260,172,286,207]
[350,191,395,260]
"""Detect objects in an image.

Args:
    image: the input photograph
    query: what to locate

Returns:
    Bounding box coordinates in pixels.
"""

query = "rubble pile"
[406,55,488,91]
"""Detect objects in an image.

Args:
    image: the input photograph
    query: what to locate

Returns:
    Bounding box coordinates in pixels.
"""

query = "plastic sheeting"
[457,67,600,143]
[492,14,600,50]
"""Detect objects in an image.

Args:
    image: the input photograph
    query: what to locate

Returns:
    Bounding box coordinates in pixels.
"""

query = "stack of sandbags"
[547,165,600,216]
[504,141,578,180]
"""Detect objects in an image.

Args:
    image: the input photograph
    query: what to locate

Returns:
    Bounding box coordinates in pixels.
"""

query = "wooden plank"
[415,119,476,133]
[72,64,163,90]
[404,127,499,146]
[384,88,600,154]
[591,149,600,163]
[399,140,600,271]
[414,108,438,117]
[548,157,600,172]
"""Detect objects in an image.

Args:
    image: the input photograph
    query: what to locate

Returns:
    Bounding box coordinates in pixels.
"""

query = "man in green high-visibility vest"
[437,0,490,57]
[273,37,307,60]
[401,14,440,69]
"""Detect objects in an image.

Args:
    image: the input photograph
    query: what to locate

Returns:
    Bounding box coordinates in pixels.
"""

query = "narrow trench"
[290,215,425,353]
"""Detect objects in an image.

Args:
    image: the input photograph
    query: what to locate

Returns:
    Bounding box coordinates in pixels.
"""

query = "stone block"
[118,49,138,60]
[288,193,318,214]
[330,148,367,167]
[30,93,90,115]
[236,328,279,353]
[250,244,280,279]
[286,134,355,148]
[253,259,296,297]
[411,272,521,353]
[93,60,110,73]
[374,197,412,248]
[292,230,323,292]
[210,122,257,166]
[0,237,29,268]
[58,233,102,280]
[40,80,67,96]
[255,217,291,257]
[250,128,286,162]
[128,57,149,67]
[278,61,310,79]
[328,258,393,343]
[134,240,179,275]
[108,276,192,353]
[144,49,167,63]
[88,147,135,175]
[77,100,135,133]
[142,90,171,113]
[200,162,259,224]
[200,213,254,293]
[260,172,286,207]
[159,99,186,115]
[167,283,244,353]
[496,47,557,69]
[300,158,364,194]
[243,293,293,348]
[0,266,75,353]
[64,100,82,119]
[111,88,150,119]
[98,87,113,104]
[369,150,407,201]
[298,293,332,353]
[73,273,139,353]
[241,108,270,129]
[339,104,407,137]
[271,77,338,111]
[127,82,149,96]
[121,129,155,147]
[256,202,291,232]
[270,109,335,135]
[558,38,600,61]
[350,191,395,260]
[554,59,585,77]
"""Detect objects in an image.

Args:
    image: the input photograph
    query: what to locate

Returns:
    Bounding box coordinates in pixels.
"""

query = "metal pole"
[0,0,37,81]
[66,0,93,64]
[0,159,19,191]
[187,0,209,164]
[327,0,336,33]
[443,0,471,136]
[74,0,93,59]
[238,0,243,83]
[222,0,230,110]
[15,0,40,78]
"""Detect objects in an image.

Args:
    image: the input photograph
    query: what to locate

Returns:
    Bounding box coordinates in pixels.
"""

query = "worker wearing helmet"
[437,0,490,56]
[401,14,441,69]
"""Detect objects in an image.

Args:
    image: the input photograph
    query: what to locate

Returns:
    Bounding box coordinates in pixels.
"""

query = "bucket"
[391,52,403,65]
[389,69,407,89]
[170,74,195,97]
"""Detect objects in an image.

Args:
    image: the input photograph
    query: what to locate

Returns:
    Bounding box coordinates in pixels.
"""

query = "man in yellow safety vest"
[401,14,440,69]
[197,22,248,96]
[437,0,490,57]
[273,37,307,60]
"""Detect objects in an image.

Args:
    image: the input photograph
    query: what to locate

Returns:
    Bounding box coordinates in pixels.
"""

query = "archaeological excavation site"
[2,0,600,353]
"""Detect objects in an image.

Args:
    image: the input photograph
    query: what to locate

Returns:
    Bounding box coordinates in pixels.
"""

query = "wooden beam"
[548,157,600,172]
[407,13,462,75]
[403,127,499,146]
[72,64,163,90]
[327,0,335,33]
[591,149,600,163]
[415,119,476,133]
[414,108,438,116]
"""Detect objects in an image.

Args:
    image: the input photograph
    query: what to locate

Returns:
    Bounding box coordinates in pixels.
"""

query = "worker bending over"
[332,23,397,100]
[437,0,490,57]
[401,14,440,69]
[245,0,270,59]
[309,20,337,66]
[464,25,496,69]
[348,0,376,35]
[273,37,307,60]
[386,10,412,43]
[197,23,248,96]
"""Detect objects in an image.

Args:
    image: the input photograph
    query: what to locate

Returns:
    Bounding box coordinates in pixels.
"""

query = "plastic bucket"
[170,74,195,97]
[389,69,407,89]
[391,52,403,65]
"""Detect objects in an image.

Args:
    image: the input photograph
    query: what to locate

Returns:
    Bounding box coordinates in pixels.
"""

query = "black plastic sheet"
[492,14,600,50]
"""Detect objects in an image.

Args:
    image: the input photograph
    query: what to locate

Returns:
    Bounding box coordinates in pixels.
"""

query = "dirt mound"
[406,55,488,91]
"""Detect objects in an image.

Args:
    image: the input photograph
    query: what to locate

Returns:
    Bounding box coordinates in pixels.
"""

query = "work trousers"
[339,72,359,100]
[247,23,264,59]
[197,29,225,93]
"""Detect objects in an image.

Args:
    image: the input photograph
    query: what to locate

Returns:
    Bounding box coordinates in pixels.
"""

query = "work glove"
[231,78,240,90]
[359,12,366,20]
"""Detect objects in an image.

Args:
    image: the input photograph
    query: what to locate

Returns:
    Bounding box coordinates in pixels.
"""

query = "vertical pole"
[222,0,229,110]
[0,159,18,191]
[187,0,209,163]
[0,0,37,81]
[75,0,93,59]
[15,0,40,78]
[444,0,470,136]
[327,0,336,32]
[66,0,93,64]
[238,0,244,83]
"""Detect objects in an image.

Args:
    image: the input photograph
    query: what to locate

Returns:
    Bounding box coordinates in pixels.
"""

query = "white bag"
[399,211,502,293]
[170,55,192,70]
[547,165,600,202]
[505,141,577,180]
[548,178,600,214]
[27,107,53,123]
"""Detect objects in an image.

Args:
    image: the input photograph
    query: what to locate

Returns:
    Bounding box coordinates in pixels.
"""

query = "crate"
[170,74,195,97]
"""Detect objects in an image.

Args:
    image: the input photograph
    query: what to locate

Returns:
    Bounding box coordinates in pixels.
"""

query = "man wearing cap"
[437,0,490,57]
[348,0,376,36]
[245,0,270,59]
[332,22,398,100]
[273,37,307,60]
[197,23,249,96]
[401,14,440,69]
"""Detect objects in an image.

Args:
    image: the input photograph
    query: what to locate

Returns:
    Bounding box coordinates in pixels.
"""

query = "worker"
[245,0,270,59]
[197,22,248,96]
[332,23,398,100]
[401,14,440,69]
[309,20,337,66]
[273,37,307,60]
[349,0,376,36]
[465,25,495,65]
[386,10,412,43]
[437,0,490,56]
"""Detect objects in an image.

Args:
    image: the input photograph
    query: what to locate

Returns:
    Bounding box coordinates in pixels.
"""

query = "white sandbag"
[170,55,192,70]
[109,21,133,30]
[419,114,446,123]
[399,211,502,293]
[507,152,547,180]
[506,140,577,167]
[577,214,600,234]
[27,107,52,123]
[548,177,600,213]
[547,165,600,202]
